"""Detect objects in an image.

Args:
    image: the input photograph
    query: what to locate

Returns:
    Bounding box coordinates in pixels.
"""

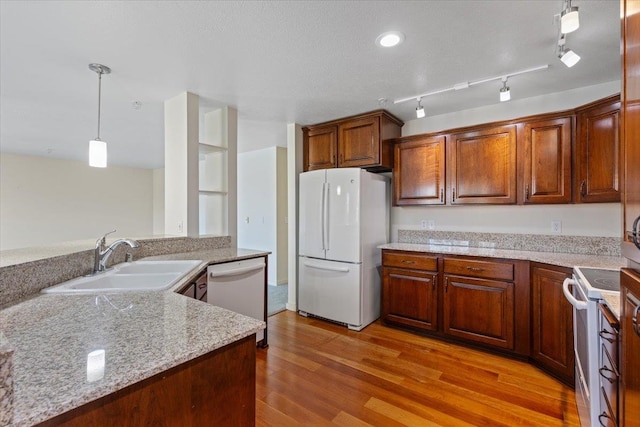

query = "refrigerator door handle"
[303,261,349,273]
[320,182,326,250]
[323,182,330,251]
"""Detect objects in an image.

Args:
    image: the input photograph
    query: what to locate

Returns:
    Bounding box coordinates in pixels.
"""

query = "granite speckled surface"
[397,230,621,257]
[0,245,270,426]
[0,331,13,427]
[0,236,231,307]
[601,294,621,319]
[0,292,265,427]
[379,242,626,270]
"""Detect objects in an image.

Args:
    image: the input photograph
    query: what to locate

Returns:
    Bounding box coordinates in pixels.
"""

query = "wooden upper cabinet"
[521,116,572,204]
[449,125,517,204]
[303,125,337,171]
[302,110,403,172]
[393,135,446,205]
[338,116,380,168]
[575,95,621,203]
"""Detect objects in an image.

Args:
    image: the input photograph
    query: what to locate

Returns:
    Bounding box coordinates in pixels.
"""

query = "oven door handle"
[562,278,588,310]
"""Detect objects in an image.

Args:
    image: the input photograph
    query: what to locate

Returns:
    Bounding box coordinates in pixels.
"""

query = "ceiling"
[0,1,621,169]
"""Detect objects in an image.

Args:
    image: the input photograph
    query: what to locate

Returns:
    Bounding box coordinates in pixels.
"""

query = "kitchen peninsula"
[0,243,268,426]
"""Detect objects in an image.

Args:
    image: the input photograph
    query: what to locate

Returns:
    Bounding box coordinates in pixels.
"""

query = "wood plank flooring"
[256,311,580,426]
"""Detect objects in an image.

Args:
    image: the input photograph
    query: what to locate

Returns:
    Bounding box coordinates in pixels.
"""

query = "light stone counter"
[0,247,269,426]
[379,243,627,270]
[601,293,621,319]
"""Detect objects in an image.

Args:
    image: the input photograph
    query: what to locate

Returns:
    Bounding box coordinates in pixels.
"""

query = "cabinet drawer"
[382,252,437,271]
[444,258,514,281]
[599,385,618,427]
[599,343,619,419]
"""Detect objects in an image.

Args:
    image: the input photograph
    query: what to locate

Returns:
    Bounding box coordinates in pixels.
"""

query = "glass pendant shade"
[89,139,107,168]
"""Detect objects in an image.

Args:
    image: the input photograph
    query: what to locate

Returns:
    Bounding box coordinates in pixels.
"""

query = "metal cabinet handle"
[633,304,640,337]
[432,275,437,289]
[339,153,343,165]
[445,277,449,292]
[466,266,485,272]
[332,155,336,164]
[525,184,530,200]
[440,188,444,203]
[598,412,613,426]
[599,366,617,383]
[452,188,456,202]
[580,180,586,197]
[599,330,616,343]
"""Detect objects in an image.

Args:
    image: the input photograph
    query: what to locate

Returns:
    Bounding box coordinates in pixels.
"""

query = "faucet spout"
[91,231,140,275]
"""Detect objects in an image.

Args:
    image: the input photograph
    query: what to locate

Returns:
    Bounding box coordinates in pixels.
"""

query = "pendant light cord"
[96,70,102,140]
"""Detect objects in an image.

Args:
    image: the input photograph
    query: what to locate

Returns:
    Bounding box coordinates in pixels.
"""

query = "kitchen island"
[0,247,268,426]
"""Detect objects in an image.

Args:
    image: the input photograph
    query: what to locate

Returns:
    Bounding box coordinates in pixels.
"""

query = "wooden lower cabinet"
[443,275,515,350]
[530,263,574,385]
[621,268,640,427]
[40,335,257,427]
[382,267,438,331]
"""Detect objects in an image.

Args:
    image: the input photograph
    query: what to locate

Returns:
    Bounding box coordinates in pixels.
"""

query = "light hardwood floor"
[256,311,580,426]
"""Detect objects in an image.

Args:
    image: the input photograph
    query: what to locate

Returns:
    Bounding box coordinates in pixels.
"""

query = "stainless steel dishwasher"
[207,256,267,347]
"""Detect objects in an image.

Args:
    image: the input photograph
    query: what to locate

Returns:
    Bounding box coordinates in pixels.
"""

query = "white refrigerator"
[298,168,389,331]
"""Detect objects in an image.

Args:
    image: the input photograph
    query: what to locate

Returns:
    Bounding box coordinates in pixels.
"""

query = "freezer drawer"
[299,257,362,328]
[207,257,266,345]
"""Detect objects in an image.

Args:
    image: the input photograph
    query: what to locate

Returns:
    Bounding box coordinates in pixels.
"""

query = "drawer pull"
[598,412,613,426]
[599,366,617,383]
[401,260,417,264]
[599,330,616,343]
[466,266,485,272]
[633,304,640,338]
[440,188,444,203]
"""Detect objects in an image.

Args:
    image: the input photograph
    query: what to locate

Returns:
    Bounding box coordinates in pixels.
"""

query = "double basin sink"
[42,260,202,294]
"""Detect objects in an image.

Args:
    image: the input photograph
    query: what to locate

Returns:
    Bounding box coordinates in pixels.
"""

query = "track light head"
[559,46,580,67]
[560,1,579,34]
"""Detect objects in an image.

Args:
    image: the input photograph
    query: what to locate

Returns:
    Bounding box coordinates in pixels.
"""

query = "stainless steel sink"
[42,260,202,294]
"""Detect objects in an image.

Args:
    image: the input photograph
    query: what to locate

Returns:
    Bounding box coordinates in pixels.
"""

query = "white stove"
[563,266,620,427]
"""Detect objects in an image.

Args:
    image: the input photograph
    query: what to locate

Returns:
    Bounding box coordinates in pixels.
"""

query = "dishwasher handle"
[209,263,265,279]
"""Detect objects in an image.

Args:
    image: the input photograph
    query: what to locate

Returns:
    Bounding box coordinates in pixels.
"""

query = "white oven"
[563,267,620,427]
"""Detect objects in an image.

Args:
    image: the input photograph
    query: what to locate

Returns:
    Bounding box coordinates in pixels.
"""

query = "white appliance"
[207,257,267,346]
[563,267,620,427]
[298,168,389,331]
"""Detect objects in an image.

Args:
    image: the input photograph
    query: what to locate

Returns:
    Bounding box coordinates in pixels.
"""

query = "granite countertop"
[0,247,269,426]
[601,293,621,319]
[379,243,627,270]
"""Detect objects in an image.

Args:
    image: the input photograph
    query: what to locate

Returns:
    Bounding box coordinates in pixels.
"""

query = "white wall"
[276,147,288,285]
[392,81,623,239]
[237,147,288,285]
[0,153,154,250]
[287,123,303,311]
[152,168,165,235]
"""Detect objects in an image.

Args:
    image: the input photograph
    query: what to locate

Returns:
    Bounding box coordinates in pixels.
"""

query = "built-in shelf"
[199,143,227,154]
[199,190,228,195]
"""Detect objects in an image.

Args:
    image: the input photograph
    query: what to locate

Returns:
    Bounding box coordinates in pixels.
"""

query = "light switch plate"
[551,220,562,233]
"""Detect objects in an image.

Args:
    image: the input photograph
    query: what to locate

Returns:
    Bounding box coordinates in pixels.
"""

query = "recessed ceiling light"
[376,31,405,48]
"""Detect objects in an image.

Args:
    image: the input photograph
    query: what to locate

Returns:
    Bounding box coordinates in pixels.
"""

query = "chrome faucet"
[92,230,140,275]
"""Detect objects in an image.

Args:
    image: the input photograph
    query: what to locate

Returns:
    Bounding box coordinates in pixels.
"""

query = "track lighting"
[88,63,110,168]
[394,64,548,109]
[560,0,579,34]
[415,98,425,118]
[499,78,510,102]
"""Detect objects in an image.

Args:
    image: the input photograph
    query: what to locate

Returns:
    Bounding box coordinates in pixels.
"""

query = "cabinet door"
[443,275,515,350]
[620,268,640,427]
[530,264,574,384]
[576,98,621,203]
[522,117,572,204]
[394,136,446,205]
[338,116,380,168]
[449,125,517,204]
[304,125,337,171]
[382,267,438,331]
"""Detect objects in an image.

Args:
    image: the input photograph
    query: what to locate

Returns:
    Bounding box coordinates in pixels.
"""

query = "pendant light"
[88,63,111,168]
[499,78,511,102]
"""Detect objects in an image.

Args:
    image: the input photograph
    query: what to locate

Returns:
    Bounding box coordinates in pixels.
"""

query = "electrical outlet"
[420,220,427,229]
[551,220,562,234]
[428,220,436,230]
